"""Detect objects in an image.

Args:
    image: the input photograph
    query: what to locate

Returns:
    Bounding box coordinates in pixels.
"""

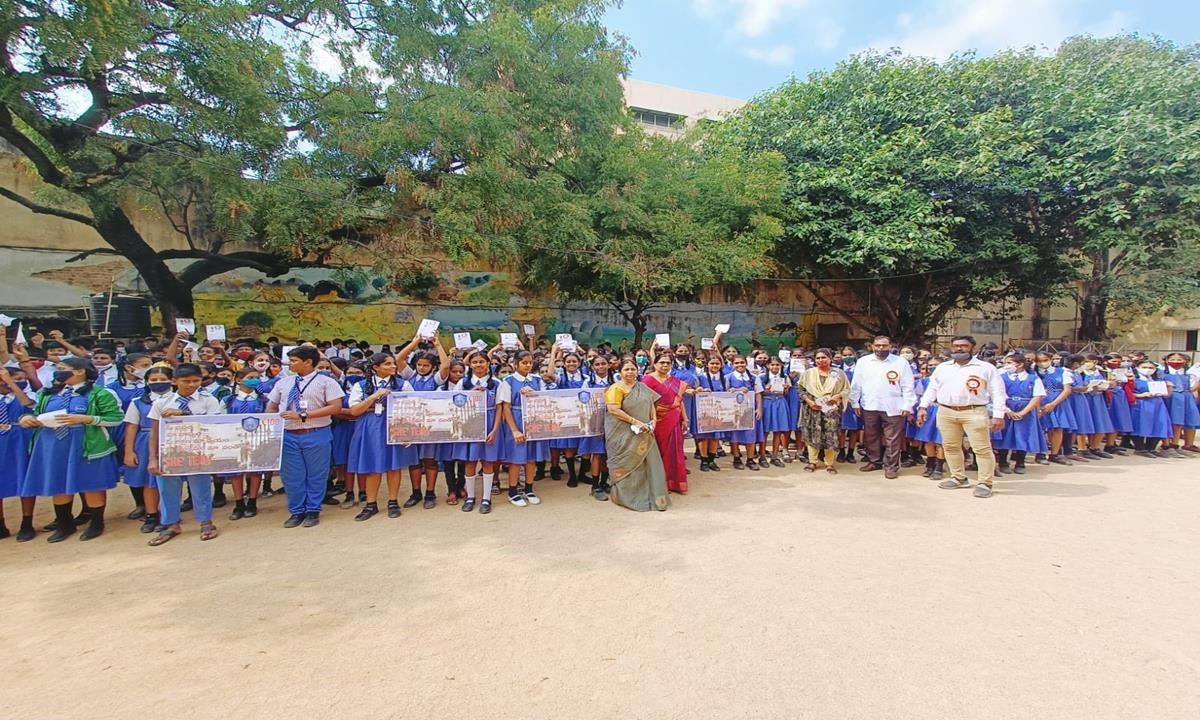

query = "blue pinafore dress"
[551,370,588,451]
[990,373,1048,453]
[761,372,792,433]
[21,388,119,496]
[908,377,943,444]
[499,375,549,464]
[0,393,32,498]
[456,377,502,463]
[123,393,163,489]
[1163,371,1200,428]
[1106,373,1134,434]
[1080,370,1114,434]
[347,378,418,474]
[577,373,612,456]
[409,372,443,461]
[841,368,864,431]
[693,371,729,442]
[724,371,759,446]
[107,380,143,475]
[671,363,700,439]
[1067,370,1097,435]
[1036,367,1076,431]
[1130,378,1173,439]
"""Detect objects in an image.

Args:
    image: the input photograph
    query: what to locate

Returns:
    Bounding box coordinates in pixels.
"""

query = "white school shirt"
[848,353,916,414]
[583,374,614,389]
[266,370,345,430]
[919,358,1007,419]
[93,364,119,387]
[496,373,536,403]
[725,370,764,393]
[347,376,414,405]
[148,389,226,420]
[122,392,172,425]
[1008,371,1047,398]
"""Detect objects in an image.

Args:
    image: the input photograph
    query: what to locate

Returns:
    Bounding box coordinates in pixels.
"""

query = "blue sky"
[604,0,1200,100]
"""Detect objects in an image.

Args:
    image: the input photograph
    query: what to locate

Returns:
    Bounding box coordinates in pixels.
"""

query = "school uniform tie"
[0,397,10,428]
[54,389,73,439]
[288,380,301,411]
[177,395,192,415]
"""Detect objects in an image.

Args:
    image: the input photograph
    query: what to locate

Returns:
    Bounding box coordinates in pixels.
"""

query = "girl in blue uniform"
[671,344,701,457]
[549,349,587,484]
[1129,359,1174,456]
[400,337,450,510]
[108,353,152,520]
[761,357,792,467]
[334,364,365,509]
[499,351,548,506]
[1078,353,1115,458]
[18,357,122,542]
[785,351,803,463]
[839,357,863,463]
[910,361,945,480]
[122,366,174,534]
[1035,350,1076,464]
[991,354,1048,474]
[1102,354,1133,454]
[579,354,614,498]
[345,352,416,521]
[1161,352,1200,456]
[225,367,267,520]
[694,355,729,472]
[247,351,281,496]
[438,359,469,505]
[457,351,503,514]
[1063,355,1097,461]
[459,351,504,514]
[0,366,35,540]
[724,356,763,471]
[751,350,771,465]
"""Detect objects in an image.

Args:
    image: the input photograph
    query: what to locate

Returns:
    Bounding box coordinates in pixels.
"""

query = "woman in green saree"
[603,359,670,512]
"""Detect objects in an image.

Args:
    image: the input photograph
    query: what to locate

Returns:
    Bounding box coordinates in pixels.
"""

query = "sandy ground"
[1,451,1198,720]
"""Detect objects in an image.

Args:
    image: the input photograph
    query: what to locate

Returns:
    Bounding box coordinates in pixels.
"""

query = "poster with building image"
[696,392,756,434]
[522,389,607,440]
[158,414,284,476]
[386,391,487,445]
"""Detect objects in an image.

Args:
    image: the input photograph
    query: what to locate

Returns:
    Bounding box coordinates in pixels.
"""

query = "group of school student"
[2,325,1198,544]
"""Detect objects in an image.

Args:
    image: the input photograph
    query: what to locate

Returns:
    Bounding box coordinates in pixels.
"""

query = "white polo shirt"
[849,353,916,415]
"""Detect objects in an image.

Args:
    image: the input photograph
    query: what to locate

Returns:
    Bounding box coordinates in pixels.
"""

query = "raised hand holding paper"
[205,324,226,341]
[501,333,519,350]
[701,338,714,350]
[789,358,806,374]
[417,319,441,339]
[175,318,196,335]
[715,324,730,334]
[778,349,792,362]
[654,333,671,348]
[0,313,14,327]
[472,339,488,351]
[523,324,536,336]
[14,322,27,346]
[555,333,575,350]
[454,332,473,349]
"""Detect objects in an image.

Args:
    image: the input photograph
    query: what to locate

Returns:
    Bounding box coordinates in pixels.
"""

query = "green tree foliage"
[521,126,786,346]
[709,36,1200,343]
[0,0,629,325]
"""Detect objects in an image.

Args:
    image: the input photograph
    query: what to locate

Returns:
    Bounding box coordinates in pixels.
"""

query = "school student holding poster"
[146,364,225,545]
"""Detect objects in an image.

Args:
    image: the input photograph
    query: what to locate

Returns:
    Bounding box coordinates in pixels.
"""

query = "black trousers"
[862,410,907,471]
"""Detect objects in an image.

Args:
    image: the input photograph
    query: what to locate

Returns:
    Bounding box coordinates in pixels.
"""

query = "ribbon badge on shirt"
[966,376,983,396]
[886,370,899,386]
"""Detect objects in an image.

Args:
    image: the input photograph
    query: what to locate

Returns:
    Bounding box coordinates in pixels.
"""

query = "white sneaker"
[508,492,527,507]
[524,490,541,505]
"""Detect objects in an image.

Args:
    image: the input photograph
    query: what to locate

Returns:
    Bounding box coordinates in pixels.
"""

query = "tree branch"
[799,280,877,337]
[0,106,66,186]
[0,186,94,226]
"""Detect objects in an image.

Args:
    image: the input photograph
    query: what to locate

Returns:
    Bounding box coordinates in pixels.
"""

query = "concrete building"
[621,78,745,136]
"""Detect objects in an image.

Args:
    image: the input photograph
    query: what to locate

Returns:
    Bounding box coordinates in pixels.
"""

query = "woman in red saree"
[641,354,689,493]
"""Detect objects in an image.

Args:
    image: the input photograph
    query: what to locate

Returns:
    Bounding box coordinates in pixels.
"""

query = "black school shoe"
[283,513,305,529]
[355,503,379,521]
[732,458,745,470]
[423,492,437,510]
[302,512,320,528]
[403,492,422,509]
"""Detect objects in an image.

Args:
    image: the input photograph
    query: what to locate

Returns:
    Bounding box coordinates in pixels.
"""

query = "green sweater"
[32,386,123,460]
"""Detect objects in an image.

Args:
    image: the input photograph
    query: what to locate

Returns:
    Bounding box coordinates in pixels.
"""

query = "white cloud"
[869,0,1135,59]
[741,44,797,65]
[692,0,813,39]
[812,16,844,51]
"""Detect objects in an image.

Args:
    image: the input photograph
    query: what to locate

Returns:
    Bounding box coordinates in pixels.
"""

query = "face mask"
[14,380,30,392]
[115,346,125,354]
[1167,361,1185,368]
[1083,362,1096,370]
[148,381,173,394]
[242,377,262,389]
[253,361,270,371]
[1037,361,1053,370]
[874,349,889,359]
[900,351,914,361]
[1051,359,1062,367]
[675,354,689,362]
[268,367,281,378]
[52,369,76,384]
[94,363,113,372]
[132,366,150,380]
[1137,367,1155,377]
[843,360,855,369]
[636,357,647,365]
[215,377,231,386]
[1001,365,1015,374]
[236,350,253,360]
[1120,362,1133,369]
[318,370,334,379]
[950,352,972,362]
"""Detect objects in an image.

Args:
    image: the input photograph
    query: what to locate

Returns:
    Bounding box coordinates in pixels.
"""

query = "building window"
[1170,329,1198,351]
[631,108,683,129]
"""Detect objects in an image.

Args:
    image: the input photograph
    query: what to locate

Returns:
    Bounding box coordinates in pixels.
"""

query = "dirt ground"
[1,452,1197,719]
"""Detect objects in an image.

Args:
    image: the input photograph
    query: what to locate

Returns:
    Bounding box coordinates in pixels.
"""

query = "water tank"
[89,293,152,338]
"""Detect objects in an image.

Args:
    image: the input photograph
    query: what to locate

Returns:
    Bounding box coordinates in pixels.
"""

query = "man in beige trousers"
[916,336,1007,498]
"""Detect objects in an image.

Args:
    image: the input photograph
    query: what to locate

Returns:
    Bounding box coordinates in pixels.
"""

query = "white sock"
[481,473,494,502]
[466,474,479,500]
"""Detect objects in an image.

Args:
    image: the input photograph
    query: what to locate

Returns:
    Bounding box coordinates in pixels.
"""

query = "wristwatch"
[300,412,308,423]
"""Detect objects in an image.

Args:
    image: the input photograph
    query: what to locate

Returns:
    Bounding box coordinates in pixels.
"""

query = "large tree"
[0,0,630,325]
[707,51,1081,345]
[521,126,787,347]
[1026,36,1200,340]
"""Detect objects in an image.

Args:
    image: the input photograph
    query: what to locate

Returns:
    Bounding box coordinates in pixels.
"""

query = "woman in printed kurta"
[798,349,850,473]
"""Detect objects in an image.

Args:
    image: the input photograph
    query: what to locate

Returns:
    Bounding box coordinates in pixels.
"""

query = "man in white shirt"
[916,336,1007,498]
[849,336,916,479]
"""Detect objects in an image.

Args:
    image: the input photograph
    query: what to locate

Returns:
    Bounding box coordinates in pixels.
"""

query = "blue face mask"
[147,381,173,394]
[242,377,262,389]
[53,369,76,384]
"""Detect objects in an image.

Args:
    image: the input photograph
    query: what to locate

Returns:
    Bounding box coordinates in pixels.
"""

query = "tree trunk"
[88,202,196,329]
[1078,252,1110,341]
[631,312,647,349]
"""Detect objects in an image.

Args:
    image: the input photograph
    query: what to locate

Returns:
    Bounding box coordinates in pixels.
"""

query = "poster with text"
[387,391,487,445]
[158,414,284,476]
[522,388,607,441]
[696,392,756,434]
